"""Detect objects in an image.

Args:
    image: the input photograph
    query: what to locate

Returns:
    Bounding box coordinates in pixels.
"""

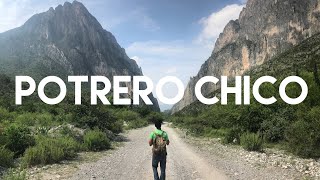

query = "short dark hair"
[155,121,162,130]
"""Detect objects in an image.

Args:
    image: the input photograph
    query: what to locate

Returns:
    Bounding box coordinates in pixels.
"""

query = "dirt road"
[70,124,310,180]
[27,124,311,180]
[71,125,228,180]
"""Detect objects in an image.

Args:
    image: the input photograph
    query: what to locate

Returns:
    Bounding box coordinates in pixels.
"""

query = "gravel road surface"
[71,124,228,180]
[70,124,312,180]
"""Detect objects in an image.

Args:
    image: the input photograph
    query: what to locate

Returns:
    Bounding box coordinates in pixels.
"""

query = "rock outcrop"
[0,1,159,111]
[172,0,320,113]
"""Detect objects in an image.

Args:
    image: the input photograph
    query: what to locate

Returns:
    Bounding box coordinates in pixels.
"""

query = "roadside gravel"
[179,128,317,180]
[28,124,318,180]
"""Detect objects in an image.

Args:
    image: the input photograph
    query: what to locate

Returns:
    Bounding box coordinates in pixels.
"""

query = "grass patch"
[23,136,80,166]
[0,146,14,167]
[2,169,27,180]
[126,119,149,129]
[240,132,264,152]
[222,127,242,144]
[84,130,111,152]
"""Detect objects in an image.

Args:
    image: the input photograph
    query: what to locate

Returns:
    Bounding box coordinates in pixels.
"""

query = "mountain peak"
[20,1,104,42]
[0,1,160,111]
[60,1,87,11]
[72,0,84,6]
[52,1,90,17]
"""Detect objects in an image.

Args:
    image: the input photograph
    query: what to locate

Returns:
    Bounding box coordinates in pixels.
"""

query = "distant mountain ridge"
[0,1,159,111]
[172,0,320,113]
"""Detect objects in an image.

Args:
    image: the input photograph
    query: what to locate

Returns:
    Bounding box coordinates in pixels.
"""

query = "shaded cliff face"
[172,0,320,113]
[0,1,159,111]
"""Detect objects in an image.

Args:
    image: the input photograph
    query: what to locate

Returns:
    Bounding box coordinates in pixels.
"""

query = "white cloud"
[127,4,245,110]
[196,4,244,48]
[126,40,211,110]
[126,40,211,83]
[130,56,143,65]
[165,67,177,74]
[139,12,160,32]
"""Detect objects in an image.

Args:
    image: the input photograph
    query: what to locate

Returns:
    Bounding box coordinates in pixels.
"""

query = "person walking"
[148,121,170,180]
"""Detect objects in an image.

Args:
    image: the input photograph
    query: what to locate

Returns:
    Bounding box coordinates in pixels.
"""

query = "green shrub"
[285,107,320,158]
[0,133,8,146]
[54,124,85,142]
[240,132,264,152]
[132,105,152,117]
[147,112,164,124]
[4,124,35,156]
[84,130,111,151]
[203,128,228,138]
[261,116,289,142]
[15,113,54,127]
[0,107,14,123]
[23,136,79,166]
[126,119,148,129]
[109,119,123,134]
[237,104,271,132]
[59,125,80,140]
[57,113,73,122]
[115,110,140,122]
[73,105,120,133]
[222,127,242,144]
[186,123,205,136]
[34,113,54,127]
[2,169,27,180]
[199,105,240,129]
[0,146,14,167]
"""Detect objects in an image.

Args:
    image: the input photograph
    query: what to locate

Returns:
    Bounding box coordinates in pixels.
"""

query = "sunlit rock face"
[172,0,320,113]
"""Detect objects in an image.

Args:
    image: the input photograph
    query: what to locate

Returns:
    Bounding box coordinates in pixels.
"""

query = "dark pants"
[152,154,167,180]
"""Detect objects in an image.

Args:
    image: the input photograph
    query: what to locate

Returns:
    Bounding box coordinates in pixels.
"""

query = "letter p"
[16,76,36,105]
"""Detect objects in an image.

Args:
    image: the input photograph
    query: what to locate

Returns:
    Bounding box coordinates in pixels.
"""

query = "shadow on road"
[114,134,130,142]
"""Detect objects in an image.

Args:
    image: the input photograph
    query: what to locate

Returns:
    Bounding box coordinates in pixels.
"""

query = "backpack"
[152,131,167,155]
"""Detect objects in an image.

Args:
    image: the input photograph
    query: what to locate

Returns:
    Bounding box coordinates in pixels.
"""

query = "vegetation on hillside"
[171,33,320,158]
[0,75,163,178]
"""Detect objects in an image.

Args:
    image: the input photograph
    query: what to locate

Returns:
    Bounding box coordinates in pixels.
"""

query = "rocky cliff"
[0,1,159,111]
[172,0,320,113]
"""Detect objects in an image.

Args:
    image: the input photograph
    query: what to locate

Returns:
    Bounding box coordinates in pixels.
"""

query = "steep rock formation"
[172,0,320,113]
[0,1,159,111]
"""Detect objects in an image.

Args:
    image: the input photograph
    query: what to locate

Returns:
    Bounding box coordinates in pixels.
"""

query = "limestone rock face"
[172,0,320,113]
[0,1,159,111]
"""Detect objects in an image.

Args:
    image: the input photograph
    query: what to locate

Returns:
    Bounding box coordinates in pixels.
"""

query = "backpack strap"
[154,130,164,136]
[161,131,165,138]
[153,131,165,141]
[153,131,159,143]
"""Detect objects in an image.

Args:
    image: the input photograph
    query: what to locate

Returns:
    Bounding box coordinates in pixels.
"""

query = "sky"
[0,0,247,110]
